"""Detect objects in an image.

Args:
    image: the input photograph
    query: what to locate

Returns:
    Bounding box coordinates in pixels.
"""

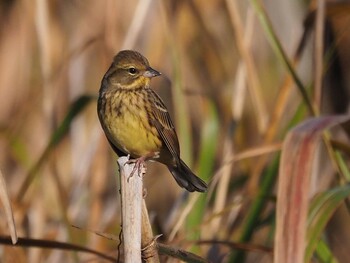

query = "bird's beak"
[143,67,161,78]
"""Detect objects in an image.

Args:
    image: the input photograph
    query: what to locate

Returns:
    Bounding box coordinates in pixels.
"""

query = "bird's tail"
[168,159,208,192]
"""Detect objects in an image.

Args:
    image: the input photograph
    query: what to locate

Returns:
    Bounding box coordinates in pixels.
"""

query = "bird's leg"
[125,153,155,181]
[126,156,147,181]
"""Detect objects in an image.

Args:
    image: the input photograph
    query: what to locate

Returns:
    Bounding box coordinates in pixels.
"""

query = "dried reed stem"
[118,156,143,263]
[141,200,160,262]
[226,0,268,133]
[117,156,160,262]
[314,0,325,110]
[0,169,17,244]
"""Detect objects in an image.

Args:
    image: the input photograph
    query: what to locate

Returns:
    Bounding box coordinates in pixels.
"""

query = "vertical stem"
[314,0,325,109]
[141,200,160,262]
[226,0,268,132]
[118,156,143,263]
[0,169,17,244]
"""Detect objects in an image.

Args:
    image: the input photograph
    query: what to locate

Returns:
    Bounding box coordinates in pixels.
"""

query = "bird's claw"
[125,156,147,182]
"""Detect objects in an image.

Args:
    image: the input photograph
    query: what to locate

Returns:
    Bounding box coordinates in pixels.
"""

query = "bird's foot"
[126,156,147,181]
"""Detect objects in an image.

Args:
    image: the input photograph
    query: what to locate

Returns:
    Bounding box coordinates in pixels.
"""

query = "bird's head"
[105,50,161,89]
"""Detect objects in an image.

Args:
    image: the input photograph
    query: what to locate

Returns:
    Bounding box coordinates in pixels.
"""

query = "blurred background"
[1,0,350,262]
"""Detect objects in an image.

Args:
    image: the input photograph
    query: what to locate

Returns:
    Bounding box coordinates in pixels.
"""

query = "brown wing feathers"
[147,89,181,165]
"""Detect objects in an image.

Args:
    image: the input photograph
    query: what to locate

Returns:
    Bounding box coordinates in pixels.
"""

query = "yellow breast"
[101,90,162,158]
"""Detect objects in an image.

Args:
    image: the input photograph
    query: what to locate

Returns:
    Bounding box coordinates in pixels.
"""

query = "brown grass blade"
[275,115,350,263]
[226,0,268,133]
[313,0,326,109]
[0,169,17,244]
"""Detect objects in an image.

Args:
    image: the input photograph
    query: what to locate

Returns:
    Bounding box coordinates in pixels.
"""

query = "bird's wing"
[148,89,180,162]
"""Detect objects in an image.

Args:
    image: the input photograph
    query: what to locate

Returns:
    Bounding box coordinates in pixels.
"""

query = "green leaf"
[315,239,338,263]
[305,185,350,262]
[187,101,219,240]
[16,95,95,202]
[48,95,95,148]
[230,154,279,263]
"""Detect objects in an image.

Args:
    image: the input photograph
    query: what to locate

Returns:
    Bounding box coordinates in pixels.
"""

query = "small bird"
[97,50,207,192]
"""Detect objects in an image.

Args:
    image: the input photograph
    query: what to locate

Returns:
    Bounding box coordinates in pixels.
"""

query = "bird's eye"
[128,67,137,74]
